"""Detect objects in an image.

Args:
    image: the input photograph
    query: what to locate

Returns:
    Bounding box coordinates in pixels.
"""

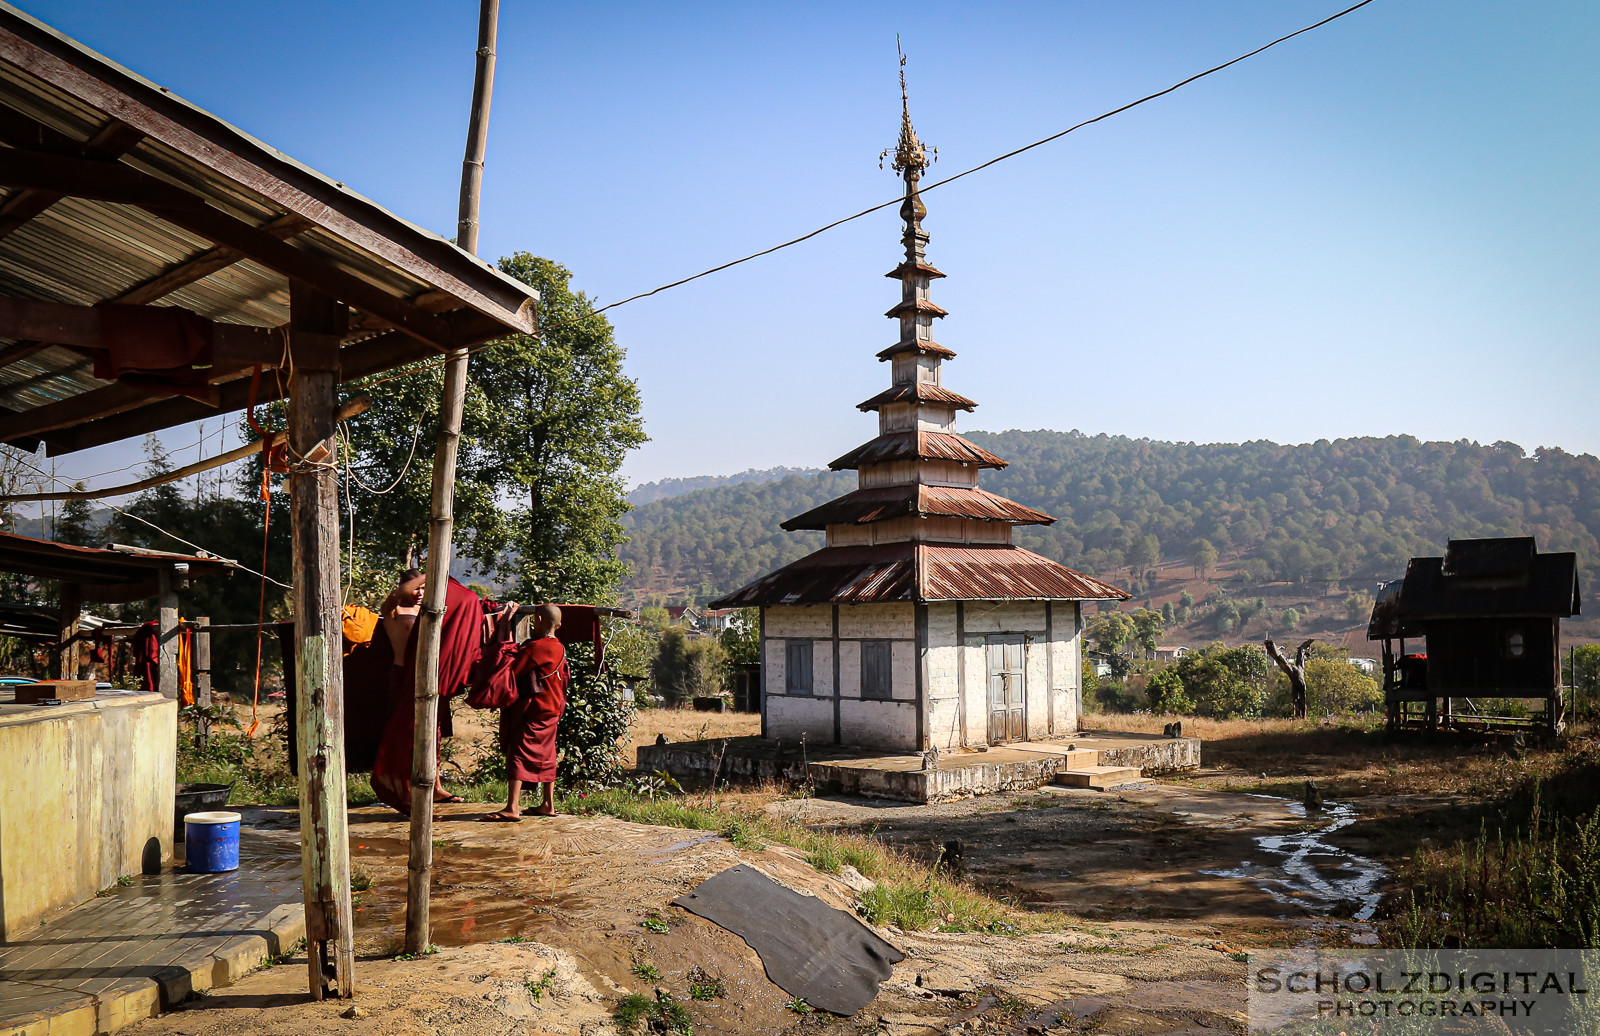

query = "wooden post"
[195,614,212,748]
[55,581,81,681]
[157,569,179,699]
[287,283,356,999]
[405,0,500,955]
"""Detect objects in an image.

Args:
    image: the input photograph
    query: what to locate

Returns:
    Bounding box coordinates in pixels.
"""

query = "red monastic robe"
[370,578,504,814]
[495,637,569,784]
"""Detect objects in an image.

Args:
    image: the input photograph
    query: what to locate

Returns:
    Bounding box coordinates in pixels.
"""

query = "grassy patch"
[632,962,662,981]
[526,967,557,1002]
[393,944,439,962]
[686,965,726,1001]
[615,990,693,1035]
[560,788,1038,934]
[349,868,372,893]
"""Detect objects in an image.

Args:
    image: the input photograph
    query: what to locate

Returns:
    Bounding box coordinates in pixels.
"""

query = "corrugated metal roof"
[884,298,948,319]
[0,3,541,452]
[875,338,956,361]
[828,430,1008,471]
[884,261,945,281]
[708,541,1128,607]
[856,382,977,412]
[781,483,1054,531]
[1368,539,1582,639]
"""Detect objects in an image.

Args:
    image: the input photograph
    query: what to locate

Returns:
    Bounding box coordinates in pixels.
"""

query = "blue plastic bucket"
[184,811,241,872]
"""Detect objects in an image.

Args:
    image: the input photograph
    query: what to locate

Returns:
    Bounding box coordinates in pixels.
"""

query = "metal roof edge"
[0,3,539,327]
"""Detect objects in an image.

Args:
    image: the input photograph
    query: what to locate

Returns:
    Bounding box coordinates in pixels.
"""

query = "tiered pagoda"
[711,76,1126,752]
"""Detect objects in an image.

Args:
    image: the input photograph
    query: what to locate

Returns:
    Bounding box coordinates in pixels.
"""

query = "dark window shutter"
[786,640,813,695]
[861,640,892,700]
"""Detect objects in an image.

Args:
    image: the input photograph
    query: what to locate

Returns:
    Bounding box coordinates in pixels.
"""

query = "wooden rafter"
[0,116,143,240]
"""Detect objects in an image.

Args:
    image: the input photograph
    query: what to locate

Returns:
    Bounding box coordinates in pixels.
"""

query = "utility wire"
[356,0,1377,391]
[5,448,292,590]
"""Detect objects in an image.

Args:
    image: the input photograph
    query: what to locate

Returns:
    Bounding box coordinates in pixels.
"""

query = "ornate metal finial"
[880,37,936,177]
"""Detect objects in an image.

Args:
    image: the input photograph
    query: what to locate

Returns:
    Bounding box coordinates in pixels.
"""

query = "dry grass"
[626,707,760,756]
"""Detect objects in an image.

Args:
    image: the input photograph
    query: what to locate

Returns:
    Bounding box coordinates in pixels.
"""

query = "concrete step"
[1059,750,1102,771]
[1053,765,1148,790]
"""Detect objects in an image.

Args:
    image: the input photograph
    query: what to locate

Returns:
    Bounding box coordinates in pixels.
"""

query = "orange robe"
[498,637,569,783]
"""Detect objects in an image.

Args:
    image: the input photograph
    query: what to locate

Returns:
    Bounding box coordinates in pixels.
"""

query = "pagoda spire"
[883,41,935,269]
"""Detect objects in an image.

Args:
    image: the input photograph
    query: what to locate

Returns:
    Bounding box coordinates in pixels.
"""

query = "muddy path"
[148,803,1251,1036]
[771,782,1386,948]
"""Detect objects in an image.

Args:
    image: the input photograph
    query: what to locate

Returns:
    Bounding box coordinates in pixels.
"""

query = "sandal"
[478,812,522,823]
[434,794,466,804]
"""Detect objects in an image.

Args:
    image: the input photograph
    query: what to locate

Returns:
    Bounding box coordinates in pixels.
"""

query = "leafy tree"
[719,609,760,666]
[1130,608,1165,657]
[1303,658,1382,715]
[650,629,727,705]
[1281,607,1301,630]
[638,605,672,632]
[556,644,634,788]
[1128,533,1160,571]
[1147,667,1193,714]
[604,619,656,681]
[340,253,646,603]
[1161,601,1175,624]
[1085,611,1134,658]
[1190,539,1218,580]
[1344,592,1374,623]
[53,485,100,547]
[1564,644,1600,722]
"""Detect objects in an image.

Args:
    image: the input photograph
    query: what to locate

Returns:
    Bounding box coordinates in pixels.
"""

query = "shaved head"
[534,603,562,631]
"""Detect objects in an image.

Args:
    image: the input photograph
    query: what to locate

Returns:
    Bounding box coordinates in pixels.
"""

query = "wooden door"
[986,635,1026,743]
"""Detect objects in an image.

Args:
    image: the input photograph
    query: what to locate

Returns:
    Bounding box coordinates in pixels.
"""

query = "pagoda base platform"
[634,731,1199,805]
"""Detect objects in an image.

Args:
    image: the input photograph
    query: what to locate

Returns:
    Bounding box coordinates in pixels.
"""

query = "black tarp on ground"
[671,864,904,1016]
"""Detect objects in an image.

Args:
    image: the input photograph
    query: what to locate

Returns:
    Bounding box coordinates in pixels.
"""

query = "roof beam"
[0,146,464,351]
[109,211,313,306]
[0,295,284,364]
[0,117,143,241]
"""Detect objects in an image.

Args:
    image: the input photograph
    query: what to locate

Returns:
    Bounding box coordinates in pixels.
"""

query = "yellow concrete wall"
[0,693,175,938]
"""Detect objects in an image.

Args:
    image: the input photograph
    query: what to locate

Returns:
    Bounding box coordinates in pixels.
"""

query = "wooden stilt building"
[711,79,1126,753]
[0,5,538,998]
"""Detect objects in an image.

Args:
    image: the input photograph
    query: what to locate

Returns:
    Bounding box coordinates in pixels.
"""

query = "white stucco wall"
[762,600,1088,751]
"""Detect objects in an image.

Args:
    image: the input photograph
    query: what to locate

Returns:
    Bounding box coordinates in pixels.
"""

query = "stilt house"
[711,88,1126,752]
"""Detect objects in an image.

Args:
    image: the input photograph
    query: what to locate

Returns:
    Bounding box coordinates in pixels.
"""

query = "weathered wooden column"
[156,568,179,698]
[195,614,212,747]
[287,284,356,999]
[55,581,81,681]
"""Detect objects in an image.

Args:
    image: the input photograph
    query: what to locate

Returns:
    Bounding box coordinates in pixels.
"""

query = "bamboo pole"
[405,0,499,955]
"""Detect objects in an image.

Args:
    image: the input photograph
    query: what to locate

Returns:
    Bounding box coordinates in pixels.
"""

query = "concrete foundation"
[0,691,176,939]
[635,730,1200,804]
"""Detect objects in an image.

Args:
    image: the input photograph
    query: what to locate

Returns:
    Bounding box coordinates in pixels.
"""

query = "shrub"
[558,644,635,789]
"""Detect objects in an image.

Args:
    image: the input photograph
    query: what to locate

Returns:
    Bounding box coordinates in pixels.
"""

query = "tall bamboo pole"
[404,0,499,955]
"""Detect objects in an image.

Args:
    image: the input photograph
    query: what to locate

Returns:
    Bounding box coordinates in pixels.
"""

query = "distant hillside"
[619,432,1600,638]
[626,466,820,505]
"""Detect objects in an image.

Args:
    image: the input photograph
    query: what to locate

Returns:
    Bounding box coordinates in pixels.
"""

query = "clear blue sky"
[18,0,1600,496]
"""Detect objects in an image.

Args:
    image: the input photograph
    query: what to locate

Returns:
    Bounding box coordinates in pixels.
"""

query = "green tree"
[1564,644,1600,722]
[1146,667,1193,714]
[1303,658,1381,714]
[1281,608,1301,630]
[1130,608,1165,657]
[1190,539,1218,580]
[1086,611,1134,658]
[341,254,646,603]
[650,630,727,705]
[53,485,99,547]
[1128,533,1161,572]
[718,609,760,666]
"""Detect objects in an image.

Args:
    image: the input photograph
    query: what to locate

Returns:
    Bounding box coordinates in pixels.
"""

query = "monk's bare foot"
[478,811,522,823]
[533,805,555,817]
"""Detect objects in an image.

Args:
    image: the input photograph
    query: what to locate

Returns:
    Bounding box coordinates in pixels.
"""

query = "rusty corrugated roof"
[884,298,947,319]
[875,338,956,361]
[781,483,1053,531]
[708,542,1128,608]
[856,383,976,412]
[828,430,1008,471]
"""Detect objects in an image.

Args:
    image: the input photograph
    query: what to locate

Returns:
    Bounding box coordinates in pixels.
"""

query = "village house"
[1150,645,1189,662]
[710,90,1126,753]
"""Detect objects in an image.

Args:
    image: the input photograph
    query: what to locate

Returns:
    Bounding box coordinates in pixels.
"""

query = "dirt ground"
[144,709,1594,1035]
[143,804,1245,1036]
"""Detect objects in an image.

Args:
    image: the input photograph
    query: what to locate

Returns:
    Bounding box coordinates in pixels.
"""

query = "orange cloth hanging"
[176,625,194,706]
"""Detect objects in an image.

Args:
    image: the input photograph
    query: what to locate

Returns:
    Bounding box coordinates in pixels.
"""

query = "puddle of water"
[1201,799,1386,922]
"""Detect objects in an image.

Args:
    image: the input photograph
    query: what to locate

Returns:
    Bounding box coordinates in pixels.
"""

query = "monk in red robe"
[481,604,569,821]
[369,575,517,814]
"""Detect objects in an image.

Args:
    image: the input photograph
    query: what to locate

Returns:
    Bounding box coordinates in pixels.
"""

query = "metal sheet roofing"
[1367,538,1581,639]
[708,542,1128,607]
[780,483,1054,531]
[0,529,232,601]
[856,383,977,412]
[828,430,1007,471]
[0,3,541,452]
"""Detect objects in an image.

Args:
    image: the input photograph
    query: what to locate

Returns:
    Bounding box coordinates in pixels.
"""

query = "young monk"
[482,603,569,821]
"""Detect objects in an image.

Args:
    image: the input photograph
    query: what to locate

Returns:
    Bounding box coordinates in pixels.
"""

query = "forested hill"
[619,431,1600,606]
[625,466,819,505]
